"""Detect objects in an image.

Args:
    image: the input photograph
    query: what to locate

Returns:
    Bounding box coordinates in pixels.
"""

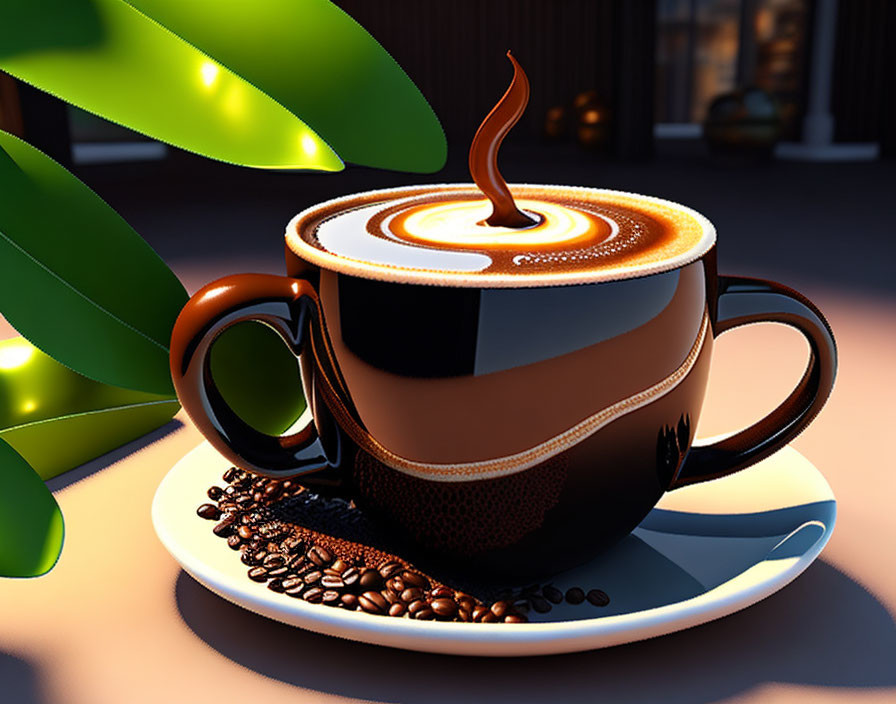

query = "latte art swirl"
[287,184,716,287]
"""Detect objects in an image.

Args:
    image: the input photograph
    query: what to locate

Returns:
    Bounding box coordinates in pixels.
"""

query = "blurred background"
[1,0,892,300]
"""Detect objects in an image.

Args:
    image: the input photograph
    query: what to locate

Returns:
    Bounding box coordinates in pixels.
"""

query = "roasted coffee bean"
[207,486,224,500]
[308,546,332,566]
[304,587,323,603]
[400,587,424,603]
[431,586,453,599]
[358,569,383,590]
[530,596,552,614]
[282,537,304,553]
[565,587,585,604]
[382,590,400,605]
[408,599,428,615]
[263,483,283,501]
[504,614,528,623]
[513,600,531,614]
[359,591,388,614]
[196,503,221,520]
[459,609,473,622]
[226,535,242,550]
[400,570,428,588]
[224,485,237,497]
[235,494,253,506]
[303,570,322,585]
[263,553,285,569]
[320,575,345,589]
[542,585,563,604]
[342,567,360,587]
[240,550,256,566]
[329,559,348,574]
[267,579,285,593]
[431,599,458,619]
[413,608,435,621]
[282,577,303,590]
[252,492,263,504]
[287,555,305,570]
[457,597,475,612]
[389,602,407,617]
[322,590,340,604]
[387,577,405,593]
[212,520,234,537]
[285,584,305,597]
[490,601,511,618]
[223,468,239,483]
[248,567,268,582]
[340,594,358,609]
[586,589,610,607]
[481,612,499,623]
[268,566,289,578]
[472,606,488,622]
[378,561,403,579]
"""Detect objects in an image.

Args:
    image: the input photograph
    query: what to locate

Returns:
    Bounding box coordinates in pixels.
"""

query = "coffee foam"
[286,184,716,288]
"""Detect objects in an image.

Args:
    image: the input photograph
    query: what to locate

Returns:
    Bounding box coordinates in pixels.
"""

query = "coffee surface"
[289,184,715,287]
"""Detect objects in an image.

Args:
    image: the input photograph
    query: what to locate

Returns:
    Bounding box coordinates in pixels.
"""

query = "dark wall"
[831,0,895,153]
[334,0,654,160]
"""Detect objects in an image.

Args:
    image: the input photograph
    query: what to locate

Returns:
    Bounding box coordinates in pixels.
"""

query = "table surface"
[1,264,895,704]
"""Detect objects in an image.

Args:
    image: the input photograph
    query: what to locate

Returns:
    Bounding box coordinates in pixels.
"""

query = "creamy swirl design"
[288,184,716,288]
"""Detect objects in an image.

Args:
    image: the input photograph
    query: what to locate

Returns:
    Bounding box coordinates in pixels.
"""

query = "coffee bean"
[303,570,322,585]
[248,567,268,582]
[431,598,458,619]
[342,567,360,587]
[400,571,428,589]
[472,606,488,622]
[282,577,303,590]
[308,546,332,566]
[322,590,340,604]
[285,584,305,597]
[481,612,499,623]
[565,587,585,604]
[304,587,323,603]
[529,596,552,614]
[223,468,239,483]
[490,601,511,618]
[387,577,405,593]
[586,589,610,607]
[321,575,345,589]
[459,609,473,622]
[400,587,424,603]
[226,535,242,550]
[263,483,283,501]
[329,559,348,574]
[340,594,359,609]
[431,586,453,599]
[267,579,285,593]
[235,494,252,506]
[457,597,475,612]
[359,569,383,590]
[196,503,221,520]
[504,614,528,623]
[212,520,234,537]
[413,608,434,621]
[282,537,304,554]
[389,602,407,617]
[359,591,388,614]
[252,492,263,504]
[513,600,531,614]
[240,550,256,566]
[542,585,563,604]
[207,486,224,500]
[408,600,428,615]
[263,554,285,569]
[236,523,254,537]
[378,561,403,579]
[268,566,289,578]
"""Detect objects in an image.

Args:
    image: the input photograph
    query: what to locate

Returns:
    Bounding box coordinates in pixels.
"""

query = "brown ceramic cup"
[170,185,836,576]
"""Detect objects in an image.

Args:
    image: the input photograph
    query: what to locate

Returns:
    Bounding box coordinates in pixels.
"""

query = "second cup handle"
[670,275,837,489]
[170,273,337,478]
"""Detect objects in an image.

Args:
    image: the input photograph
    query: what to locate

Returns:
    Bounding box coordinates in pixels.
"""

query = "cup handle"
[170,273,338,478]
[670,275,837,489]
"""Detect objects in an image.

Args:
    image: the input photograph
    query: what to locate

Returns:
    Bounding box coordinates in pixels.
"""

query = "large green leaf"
[0,437,64,577]
[125,0,446,172]
[0,337,179,480]
[0,0,342,171]
[0,130,187,394]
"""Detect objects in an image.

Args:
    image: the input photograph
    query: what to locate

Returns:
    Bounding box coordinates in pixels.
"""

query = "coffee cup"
[170,182,836,576]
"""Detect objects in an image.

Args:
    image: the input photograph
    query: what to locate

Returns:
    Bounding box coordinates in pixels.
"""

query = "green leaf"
[0,130,187,394]
[209,321,305,436]
[0,0,342,171]
[0,437,64,577]
[0,337,179,480]
[124,0,446,172]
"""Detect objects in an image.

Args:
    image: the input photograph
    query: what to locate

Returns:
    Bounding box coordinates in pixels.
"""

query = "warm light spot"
[21,399,36,413]
[397,198,615,249]
[301,134,318,157]
[200,61,219,88]
[223,85,244,118]
[583,109,601,124]
[0,342,34,370]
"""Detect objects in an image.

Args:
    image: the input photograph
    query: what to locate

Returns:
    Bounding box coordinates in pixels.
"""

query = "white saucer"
[152,442,835,657]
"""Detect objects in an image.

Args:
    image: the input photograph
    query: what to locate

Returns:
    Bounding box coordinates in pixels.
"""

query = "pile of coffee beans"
[198,466,609,624]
